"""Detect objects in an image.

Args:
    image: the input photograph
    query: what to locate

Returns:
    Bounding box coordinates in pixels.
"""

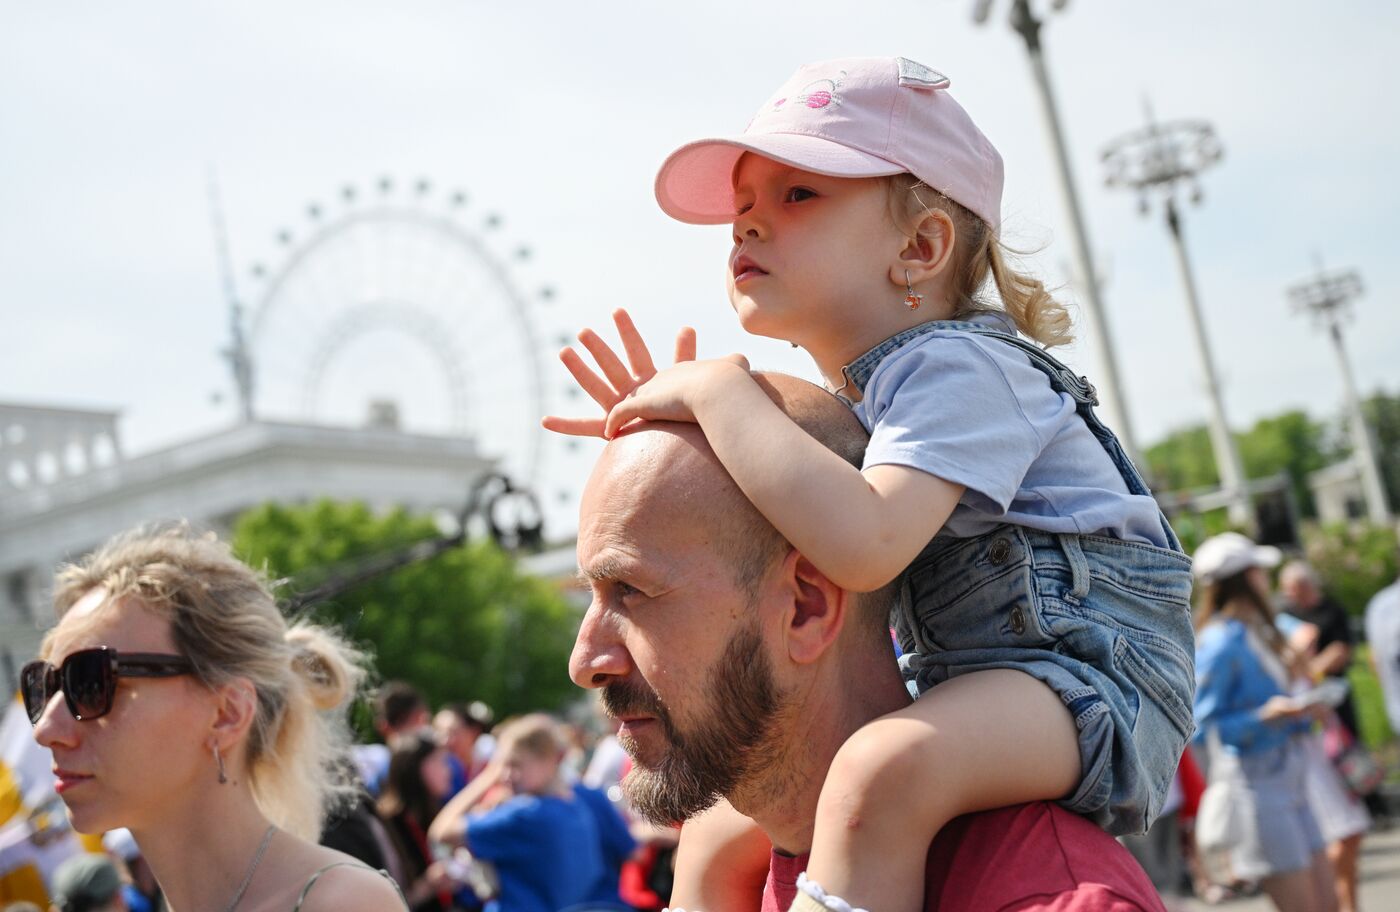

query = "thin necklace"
[223,824,277,912]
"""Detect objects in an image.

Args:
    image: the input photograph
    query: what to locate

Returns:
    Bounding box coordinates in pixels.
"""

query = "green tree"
[1144,411,1339,519]
[1237,410,1336,516]
[1301,521,1400,616]
[1143,425,1218,493]
[231,500,581,721]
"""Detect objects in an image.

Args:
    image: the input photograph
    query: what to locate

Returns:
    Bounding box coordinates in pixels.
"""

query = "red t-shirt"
[762,803,1164,912]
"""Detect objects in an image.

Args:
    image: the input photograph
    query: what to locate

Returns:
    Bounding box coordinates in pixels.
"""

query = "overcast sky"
[3,1,1396,536]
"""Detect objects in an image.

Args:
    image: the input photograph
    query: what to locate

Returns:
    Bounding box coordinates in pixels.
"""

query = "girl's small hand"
[542,308,698,438]
[602,355,751,438]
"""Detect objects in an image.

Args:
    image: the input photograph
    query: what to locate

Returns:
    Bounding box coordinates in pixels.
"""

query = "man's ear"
[889,207,956,288]
[779,548,848,665]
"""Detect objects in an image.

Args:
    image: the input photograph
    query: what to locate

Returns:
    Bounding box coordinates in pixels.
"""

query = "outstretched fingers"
[578,327,637,395]
[540,413,606,437]
[613,309,658,379]
[559,345,625,411]
[674,325,697,364]
[541,310,707,440]
[540,347,615,437]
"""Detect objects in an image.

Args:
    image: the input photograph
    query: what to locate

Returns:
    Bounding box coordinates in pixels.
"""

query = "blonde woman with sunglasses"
[24,525,407,912]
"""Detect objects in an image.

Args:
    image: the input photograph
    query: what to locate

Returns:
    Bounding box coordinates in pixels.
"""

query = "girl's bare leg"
[670,798,772,912]
[800,669,1081,912]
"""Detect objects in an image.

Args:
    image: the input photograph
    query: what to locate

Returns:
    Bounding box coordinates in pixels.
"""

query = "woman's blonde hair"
[48,523,366,839]
[887,175,1074,349]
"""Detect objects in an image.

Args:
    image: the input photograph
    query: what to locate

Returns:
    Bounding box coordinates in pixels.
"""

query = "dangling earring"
[214,743,228,785]
[904,270,923,310]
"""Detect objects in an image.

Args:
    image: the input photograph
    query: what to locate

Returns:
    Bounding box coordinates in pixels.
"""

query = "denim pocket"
[1114,633,1196,741]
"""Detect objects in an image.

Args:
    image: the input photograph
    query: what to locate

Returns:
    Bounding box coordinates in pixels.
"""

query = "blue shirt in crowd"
[467,792,605,912]
[572,782,636,905]
[1194,618,1309,755]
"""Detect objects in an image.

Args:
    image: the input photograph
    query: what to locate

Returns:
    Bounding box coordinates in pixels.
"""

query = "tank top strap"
[292,861,407,911]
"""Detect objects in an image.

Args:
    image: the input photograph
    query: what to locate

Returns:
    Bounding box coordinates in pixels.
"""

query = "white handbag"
[1194,728,1249,884]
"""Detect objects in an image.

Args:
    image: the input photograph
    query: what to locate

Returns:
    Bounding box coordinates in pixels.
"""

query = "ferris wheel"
[233,176,559,491]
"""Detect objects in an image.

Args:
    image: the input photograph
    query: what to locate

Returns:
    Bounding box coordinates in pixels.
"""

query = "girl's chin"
[732,303,791,342]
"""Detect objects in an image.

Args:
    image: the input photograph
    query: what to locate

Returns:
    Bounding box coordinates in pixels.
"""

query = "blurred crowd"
[321,681,678,912]
[1124,535,1400,912]
[5,523,1400,912]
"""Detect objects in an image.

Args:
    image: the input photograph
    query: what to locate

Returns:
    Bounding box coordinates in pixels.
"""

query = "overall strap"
[292,862,408,911]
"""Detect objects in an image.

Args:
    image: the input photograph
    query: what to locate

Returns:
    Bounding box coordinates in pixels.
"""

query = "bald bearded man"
[569,373,1164,911]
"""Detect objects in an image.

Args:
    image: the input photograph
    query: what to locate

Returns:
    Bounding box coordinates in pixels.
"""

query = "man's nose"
[569,604,631,689]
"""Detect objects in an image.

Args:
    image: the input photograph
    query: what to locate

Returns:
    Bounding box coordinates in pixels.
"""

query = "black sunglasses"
[21,647,195,725]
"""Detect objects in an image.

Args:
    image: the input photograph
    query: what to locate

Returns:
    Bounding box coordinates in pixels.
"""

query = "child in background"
[547,57,1194,912]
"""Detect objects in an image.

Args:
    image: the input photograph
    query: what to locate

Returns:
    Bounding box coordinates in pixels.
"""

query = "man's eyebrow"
[577,556,632,584]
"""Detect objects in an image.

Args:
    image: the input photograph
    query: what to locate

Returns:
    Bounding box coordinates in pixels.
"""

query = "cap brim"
[1253,544,1283,568]
[655,135,906,225]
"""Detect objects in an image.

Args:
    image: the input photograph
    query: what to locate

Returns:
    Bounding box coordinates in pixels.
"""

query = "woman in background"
[1192,532,1336,912]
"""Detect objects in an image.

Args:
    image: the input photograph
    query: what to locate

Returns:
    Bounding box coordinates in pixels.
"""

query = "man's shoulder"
[927,803,1164,911]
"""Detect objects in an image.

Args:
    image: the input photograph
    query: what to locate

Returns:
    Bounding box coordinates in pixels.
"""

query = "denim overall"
[842,319,1196,836]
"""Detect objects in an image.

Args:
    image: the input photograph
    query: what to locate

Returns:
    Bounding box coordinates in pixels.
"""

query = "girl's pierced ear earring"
[214,743,228,785]
[904,270,923,311]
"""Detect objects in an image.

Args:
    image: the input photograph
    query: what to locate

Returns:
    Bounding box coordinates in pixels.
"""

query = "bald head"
[583,372,872,597]
[747,372,869,470]
[573,374,899,824]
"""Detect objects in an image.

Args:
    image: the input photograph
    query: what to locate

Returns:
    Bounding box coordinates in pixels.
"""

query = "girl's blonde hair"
[48,523,366,839]
[493,713,566,762]
[888,175,1074,349]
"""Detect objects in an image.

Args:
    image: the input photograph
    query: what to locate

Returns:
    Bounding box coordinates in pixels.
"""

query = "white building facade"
[0,401,499,682]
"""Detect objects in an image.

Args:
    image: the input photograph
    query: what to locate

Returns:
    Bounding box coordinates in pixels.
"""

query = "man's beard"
[602,622,786,825]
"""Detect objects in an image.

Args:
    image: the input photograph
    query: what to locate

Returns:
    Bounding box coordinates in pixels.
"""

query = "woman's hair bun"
[284,621,366,712]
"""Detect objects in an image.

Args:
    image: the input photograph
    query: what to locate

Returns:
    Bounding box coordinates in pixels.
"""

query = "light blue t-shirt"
[1365,581,1400,734]
[851,313,1169,547]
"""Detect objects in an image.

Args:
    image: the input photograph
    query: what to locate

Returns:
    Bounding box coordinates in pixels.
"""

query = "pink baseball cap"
[655,57,1004,231]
